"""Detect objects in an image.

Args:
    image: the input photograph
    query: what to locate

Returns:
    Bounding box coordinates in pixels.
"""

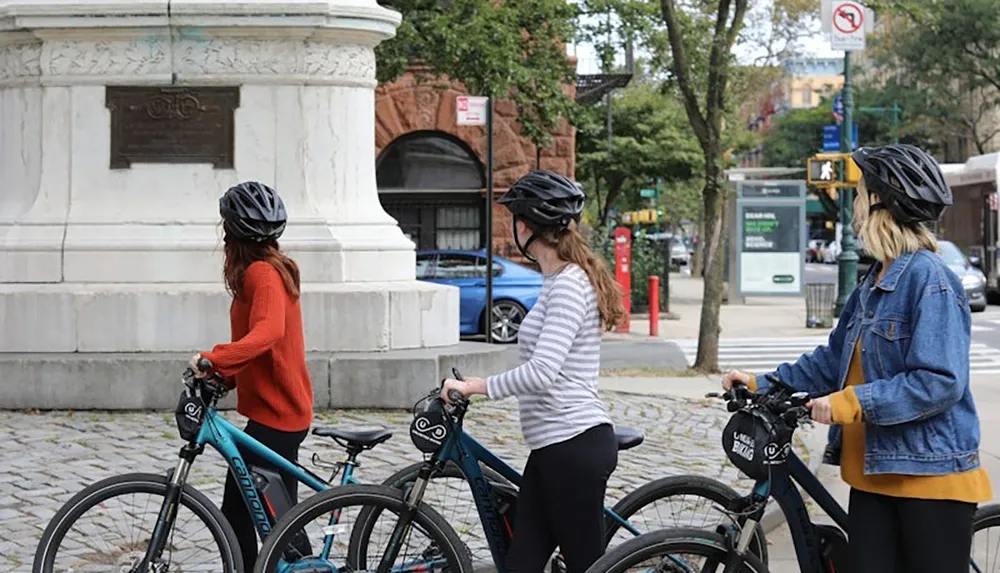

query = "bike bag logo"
[730,431,755,462]
[174,390,206,441]
[409,407,450,453]
[763,441,792,465]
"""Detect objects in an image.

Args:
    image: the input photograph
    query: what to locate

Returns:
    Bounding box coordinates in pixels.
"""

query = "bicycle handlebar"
[182,357,228,398]
[707,376,812,427]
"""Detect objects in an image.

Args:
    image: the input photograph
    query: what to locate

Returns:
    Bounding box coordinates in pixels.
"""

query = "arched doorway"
[377,131,486,250]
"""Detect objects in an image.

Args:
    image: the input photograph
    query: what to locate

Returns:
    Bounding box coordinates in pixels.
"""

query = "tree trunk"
[693,158,727,373]
[691,220,705,277]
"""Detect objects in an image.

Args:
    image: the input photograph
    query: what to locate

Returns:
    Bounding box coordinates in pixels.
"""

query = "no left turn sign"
[830,1,866,51]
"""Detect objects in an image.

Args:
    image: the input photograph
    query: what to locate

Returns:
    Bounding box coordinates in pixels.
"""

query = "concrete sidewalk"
[606,274,835,341]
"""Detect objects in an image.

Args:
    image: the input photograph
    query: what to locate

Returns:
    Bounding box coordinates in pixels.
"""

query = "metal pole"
[484,96,495,343]
[834,52,858,317]
[891,102,900,144]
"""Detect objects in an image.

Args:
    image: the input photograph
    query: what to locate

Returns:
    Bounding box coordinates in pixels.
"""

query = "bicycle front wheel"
[255,483,473,573]
[587,528,769,573]
[606,475,769,564]
[33,472,242,573]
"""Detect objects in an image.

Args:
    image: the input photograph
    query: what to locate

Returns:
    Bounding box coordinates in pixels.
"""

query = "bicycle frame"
[751,452,848,573]
[192,407,337,537]
[431,423,636,570]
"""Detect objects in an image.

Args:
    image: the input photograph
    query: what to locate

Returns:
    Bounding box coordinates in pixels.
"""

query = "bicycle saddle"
[615,426,644,451]
[313,427,393,449]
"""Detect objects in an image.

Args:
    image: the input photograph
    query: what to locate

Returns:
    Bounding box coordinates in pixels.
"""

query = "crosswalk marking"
[670,337,1000,375]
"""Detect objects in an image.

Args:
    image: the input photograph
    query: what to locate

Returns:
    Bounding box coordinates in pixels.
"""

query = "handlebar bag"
[722,407,793,481]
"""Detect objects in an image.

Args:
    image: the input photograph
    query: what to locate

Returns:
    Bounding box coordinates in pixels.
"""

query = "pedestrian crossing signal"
[808,153,861,187]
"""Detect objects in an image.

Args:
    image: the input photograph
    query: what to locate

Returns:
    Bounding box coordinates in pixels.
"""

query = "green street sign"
[640,188,657,198]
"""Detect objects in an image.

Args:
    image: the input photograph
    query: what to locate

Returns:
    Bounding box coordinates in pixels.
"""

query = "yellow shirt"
[826,339,992,502]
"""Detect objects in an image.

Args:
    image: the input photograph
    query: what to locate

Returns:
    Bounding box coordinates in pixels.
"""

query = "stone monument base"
[0,343,515,410]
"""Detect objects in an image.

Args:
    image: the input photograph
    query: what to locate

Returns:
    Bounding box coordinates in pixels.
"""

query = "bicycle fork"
[140,445,199,572]
[376,464,432,572]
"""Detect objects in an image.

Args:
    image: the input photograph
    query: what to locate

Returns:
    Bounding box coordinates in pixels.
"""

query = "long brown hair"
[223,236,301,300]
[529,220,625,330]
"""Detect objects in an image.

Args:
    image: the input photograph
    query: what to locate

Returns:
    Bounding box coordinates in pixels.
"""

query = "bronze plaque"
[106,86,241,169]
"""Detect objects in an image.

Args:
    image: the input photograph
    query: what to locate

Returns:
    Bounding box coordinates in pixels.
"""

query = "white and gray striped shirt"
[486,263,612,450]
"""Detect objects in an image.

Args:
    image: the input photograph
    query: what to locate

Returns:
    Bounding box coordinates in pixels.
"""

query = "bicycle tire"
[605,474,769,564]
[381,460,512,491]
[32,472,242,573]
[351,461,509,562]
[587,527,769,573]
[255,483,473,573]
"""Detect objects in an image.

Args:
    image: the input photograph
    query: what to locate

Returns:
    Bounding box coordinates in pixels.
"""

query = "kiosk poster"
[740,205,801,294]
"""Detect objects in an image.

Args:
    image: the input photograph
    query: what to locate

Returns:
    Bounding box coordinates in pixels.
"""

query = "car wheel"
[485,300,527,344]
[972,300,988,313]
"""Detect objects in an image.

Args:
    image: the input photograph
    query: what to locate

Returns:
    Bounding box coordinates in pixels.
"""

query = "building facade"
[373,73,576,259]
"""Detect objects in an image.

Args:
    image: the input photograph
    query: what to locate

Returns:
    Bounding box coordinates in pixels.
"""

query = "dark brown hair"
[223,236,301,300]
[527,220,626,330]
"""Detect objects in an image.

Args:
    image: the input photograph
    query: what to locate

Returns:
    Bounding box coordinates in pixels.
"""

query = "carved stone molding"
[174,39,376,84]
[0,41,42,83]
[0,34,375,85]
[43,37,171,79]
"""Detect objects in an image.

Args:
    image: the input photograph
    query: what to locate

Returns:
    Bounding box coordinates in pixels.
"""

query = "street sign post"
[734,181,807,297]
[457,95,494,340]
[830,0,866,51]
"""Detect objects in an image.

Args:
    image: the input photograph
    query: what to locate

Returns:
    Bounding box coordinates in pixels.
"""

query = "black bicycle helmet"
[851,144,952,225]
[497,170,585,228]
[497,170,585,262]
[219,181,287,242]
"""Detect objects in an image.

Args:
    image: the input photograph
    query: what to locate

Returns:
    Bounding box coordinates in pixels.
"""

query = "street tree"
[657,0,750,373]
[576,80,703,228]
[376,0,578,148]
[865,0,1000,157]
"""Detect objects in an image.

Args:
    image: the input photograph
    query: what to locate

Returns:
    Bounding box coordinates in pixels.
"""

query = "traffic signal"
[808,153,861,187]
[808,155,841,185]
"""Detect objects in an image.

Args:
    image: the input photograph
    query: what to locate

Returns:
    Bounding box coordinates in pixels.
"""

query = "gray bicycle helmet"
[219,181,287,242]
[497,170,585,261]
[852,144,952,225]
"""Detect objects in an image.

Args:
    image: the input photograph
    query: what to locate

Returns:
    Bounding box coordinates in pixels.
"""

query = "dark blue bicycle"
[583,377,1000,573]
[32,361,459,573]
[252,369,768,573]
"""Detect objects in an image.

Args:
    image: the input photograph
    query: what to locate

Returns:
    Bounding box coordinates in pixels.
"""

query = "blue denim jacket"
[756,249,982,475]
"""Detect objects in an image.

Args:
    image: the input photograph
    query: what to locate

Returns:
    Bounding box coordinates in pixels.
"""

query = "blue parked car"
[416,250,542,343]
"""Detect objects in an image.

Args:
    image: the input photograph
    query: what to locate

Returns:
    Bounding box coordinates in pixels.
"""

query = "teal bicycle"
[32,361,500,573]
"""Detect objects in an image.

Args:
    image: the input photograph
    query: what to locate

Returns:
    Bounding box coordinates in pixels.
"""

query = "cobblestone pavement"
[3,390,815,572]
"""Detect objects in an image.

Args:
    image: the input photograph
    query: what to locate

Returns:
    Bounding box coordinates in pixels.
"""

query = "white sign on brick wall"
[456,96,489,126]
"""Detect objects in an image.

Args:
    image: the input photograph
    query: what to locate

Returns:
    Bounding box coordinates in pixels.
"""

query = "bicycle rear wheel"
[587,528,768,573]
[972,503,1000,572]
[605,474,769,563]
[255,483,473,573]
[32,472,242,573]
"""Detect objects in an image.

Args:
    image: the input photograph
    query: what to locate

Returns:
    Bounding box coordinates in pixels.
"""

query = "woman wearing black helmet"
[723,144,991,572]
[189,181,313,569]
[441,170,626,572]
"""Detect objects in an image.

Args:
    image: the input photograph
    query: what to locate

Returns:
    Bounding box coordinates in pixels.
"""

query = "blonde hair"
[853,178,938,263]
[529,220,626,330]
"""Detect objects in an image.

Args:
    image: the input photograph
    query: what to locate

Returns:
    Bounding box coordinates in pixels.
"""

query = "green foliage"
[376,0,578,148]
[863,0,1000,156]
[587,227,669,312]
[576,81,704,226]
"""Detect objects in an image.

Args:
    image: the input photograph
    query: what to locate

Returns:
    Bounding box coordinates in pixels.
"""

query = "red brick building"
[373,73,576,259]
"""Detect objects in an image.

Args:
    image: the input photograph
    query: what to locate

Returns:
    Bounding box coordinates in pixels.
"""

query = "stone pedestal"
[0,0,506,407]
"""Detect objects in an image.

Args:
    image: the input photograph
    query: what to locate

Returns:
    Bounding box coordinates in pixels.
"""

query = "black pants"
[221,420,308,571]
[507,424,618,573]
[848,488,976,573]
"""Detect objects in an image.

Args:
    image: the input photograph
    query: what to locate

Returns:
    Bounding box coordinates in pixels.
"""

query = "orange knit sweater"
[202,261,313,432]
